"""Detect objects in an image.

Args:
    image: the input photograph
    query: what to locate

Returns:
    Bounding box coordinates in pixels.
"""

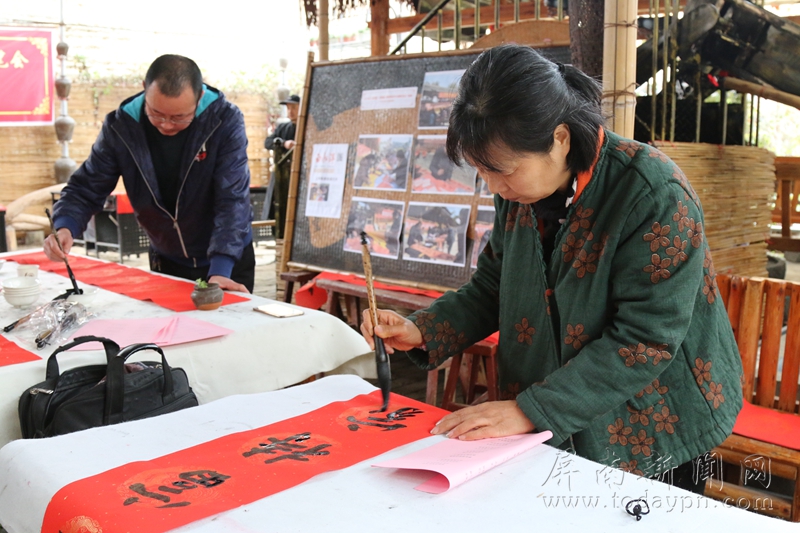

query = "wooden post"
[602,0,638,138]
[371,0,390,56]
[319,0,329,61]
[568,0,604,79]
[279,52,315,278]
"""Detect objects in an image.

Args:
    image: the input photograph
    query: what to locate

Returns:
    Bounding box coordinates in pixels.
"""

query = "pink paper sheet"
[68,315,233,350]
[374,431,553,493]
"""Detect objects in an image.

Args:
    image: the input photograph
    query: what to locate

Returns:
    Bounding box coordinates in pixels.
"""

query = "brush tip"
[360,231,368,245]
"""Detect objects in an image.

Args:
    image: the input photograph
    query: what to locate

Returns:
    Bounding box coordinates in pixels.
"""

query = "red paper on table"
[12,253,248,312]
[42,390,448,533]
[0,28,54,124]
[295,271,445,309]
[0,335,40,367]
[733,399,800,451]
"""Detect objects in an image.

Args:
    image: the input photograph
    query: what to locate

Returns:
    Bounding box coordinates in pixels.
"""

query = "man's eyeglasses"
[145,102,195,125]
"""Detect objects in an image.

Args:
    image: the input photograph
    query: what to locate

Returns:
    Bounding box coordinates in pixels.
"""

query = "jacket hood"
[120,84,221,122]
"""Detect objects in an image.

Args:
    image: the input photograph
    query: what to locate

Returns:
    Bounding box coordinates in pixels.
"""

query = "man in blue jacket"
[44,55,255,293]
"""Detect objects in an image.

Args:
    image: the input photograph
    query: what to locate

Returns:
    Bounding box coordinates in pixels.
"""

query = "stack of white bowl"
[1,277,42,308]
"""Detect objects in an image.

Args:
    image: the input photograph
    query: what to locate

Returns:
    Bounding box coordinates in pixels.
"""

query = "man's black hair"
[144,55,203,100]
[446,44,604,175]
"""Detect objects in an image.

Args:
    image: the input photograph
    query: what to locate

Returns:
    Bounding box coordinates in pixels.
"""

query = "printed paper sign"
[306,143,349,219]
[361,87,418,111]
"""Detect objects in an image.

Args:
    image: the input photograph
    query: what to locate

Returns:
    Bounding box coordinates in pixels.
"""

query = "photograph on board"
[411,135,476,195]
[418,69,465,129]
[344,197,405,259]
[353,134,413,191]
[478,176,493,198]
[472,205,495,268]
[403,202,471,267]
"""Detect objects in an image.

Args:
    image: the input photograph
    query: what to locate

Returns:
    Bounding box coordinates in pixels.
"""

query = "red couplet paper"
[0,335,40,367]
[12,253,248,312]
[42,390,448,533]
[733,399,800,451]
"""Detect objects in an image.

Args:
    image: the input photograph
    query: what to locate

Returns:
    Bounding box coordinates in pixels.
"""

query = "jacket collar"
[572,127,607,204]
[109,85,224,213]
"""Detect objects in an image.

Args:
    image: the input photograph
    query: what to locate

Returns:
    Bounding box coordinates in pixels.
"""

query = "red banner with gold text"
[42,391,447,533]
[0,28,53,124]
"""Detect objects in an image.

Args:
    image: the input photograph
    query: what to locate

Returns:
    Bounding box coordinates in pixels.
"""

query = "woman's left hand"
[430,401,535,441]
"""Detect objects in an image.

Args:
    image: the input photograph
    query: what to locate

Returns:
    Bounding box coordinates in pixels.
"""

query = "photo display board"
[288,48,570,289]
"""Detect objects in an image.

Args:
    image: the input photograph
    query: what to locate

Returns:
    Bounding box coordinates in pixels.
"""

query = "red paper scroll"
[0,335,40,367]
[295,270,446,309]
[43,390,448,533]
[0,29,53,124]
[12,253,248,312]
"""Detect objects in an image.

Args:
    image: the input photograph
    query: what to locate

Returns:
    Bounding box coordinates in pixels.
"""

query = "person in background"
[361,44,743,492]
[44,54,254,293]
[264,94,300,239]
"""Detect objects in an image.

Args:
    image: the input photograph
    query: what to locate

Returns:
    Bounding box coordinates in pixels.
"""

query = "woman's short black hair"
[446,44,604,175]
[145,54,203,101]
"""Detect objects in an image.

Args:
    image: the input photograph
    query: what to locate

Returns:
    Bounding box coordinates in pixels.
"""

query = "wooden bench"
[314,276,498,410]
[706,274,800,521]
[279,270,317,304]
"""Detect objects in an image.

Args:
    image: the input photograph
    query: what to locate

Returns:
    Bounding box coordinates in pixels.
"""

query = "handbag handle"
[45,336,121,380]
[104,343,175,425]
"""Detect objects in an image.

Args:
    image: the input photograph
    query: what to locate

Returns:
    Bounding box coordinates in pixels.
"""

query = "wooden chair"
[706,274,800,521]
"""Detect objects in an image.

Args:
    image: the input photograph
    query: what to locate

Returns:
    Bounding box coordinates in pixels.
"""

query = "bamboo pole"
[602,0,638,138]
[319,0,329,61]
[722,76,800,113]
[279,51,314,277]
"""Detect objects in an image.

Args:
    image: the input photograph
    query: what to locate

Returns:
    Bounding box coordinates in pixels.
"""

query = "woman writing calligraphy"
[361,45,742,492]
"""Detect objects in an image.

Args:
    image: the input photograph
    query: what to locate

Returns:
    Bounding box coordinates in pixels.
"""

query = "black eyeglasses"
[145,101,196,125]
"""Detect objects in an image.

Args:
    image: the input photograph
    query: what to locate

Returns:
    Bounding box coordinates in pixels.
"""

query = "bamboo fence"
[0,82,272,221]
[657,142,775,277]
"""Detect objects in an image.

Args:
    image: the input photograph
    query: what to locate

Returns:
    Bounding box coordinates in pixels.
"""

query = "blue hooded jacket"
[53,85,252,278]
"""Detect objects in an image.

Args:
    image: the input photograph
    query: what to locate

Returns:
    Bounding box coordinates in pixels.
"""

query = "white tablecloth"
[0,375,795,533]
[0,253,373,447]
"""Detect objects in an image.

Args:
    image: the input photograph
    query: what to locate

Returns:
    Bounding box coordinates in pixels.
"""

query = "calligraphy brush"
[360,231,391,412]
[45,208,82,296]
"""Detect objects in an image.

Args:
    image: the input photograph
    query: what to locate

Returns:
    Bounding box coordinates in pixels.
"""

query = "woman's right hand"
[360,309,423,355]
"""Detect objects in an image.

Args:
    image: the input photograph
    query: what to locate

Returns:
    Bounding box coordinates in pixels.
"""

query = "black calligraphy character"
[123,470,230,508]
[262,443,332,464]
[242,432,331,464]
[179,470,231,488]
[348,407,424,431]
[123,483,190,508]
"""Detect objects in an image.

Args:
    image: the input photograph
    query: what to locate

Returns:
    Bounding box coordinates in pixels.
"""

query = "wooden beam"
[769,237,800,253]
[383,0,693,35]
[776,157,800,181]
[371,0,390,56]
[384,3,544,35]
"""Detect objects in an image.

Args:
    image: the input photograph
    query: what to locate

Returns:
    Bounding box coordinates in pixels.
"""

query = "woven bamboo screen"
[657,142,774,277]
[0,83,271,216]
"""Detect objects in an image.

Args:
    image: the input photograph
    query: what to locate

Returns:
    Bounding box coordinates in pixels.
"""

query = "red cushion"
[732,400,800,451]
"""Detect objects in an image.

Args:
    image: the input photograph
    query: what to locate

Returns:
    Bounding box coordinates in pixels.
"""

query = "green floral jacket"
[406,130,743,476]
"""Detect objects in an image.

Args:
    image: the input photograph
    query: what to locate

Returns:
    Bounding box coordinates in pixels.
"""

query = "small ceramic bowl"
[3,289,41,308]
[67,286,99,306]
[2,277,41,291]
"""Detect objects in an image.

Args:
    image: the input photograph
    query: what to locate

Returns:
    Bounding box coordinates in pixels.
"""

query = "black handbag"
[18,335,198,438]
